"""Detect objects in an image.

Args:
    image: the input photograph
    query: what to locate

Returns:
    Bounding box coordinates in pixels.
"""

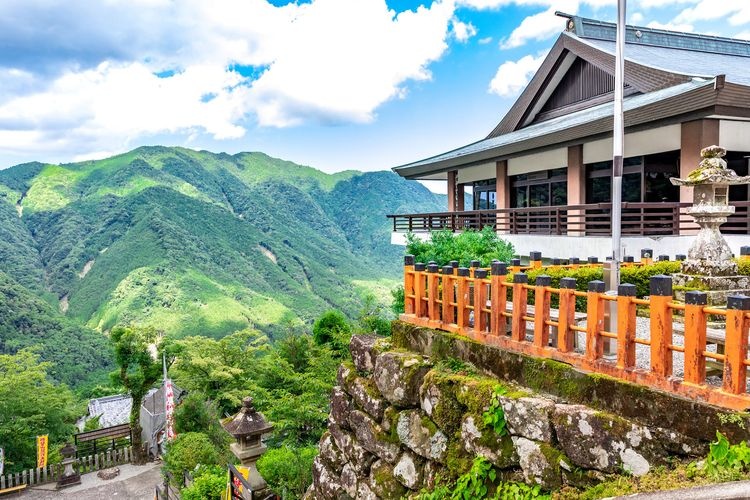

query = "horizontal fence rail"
[0,446,132,490]
[388,201,750,236]
[400,255,750,410]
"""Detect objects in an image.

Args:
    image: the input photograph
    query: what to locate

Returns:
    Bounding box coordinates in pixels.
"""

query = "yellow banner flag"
[36,435,48,468]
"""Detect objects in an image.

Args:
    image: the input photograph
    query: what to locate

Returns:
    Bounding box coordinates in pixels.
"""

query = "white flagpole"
[611,0,626,287]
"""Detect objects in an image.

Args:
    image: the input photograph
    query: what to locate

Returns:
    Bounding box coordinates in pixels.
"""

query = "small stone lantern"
[57,442,81,489]
[222,397,273,498]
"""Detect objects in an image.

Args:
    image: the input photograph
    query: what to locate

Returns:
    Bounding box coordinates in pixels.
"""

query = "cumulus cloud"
[488,52,546,97]
[0,0,457,156]
[674,0,750,26]
[646,20,694,32]
[500,1,579,49]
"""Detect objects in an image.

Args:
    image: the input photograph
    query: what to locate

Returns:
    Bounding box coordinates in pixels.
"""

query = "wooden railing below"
[401,255,750,410]
[388,201,750,236]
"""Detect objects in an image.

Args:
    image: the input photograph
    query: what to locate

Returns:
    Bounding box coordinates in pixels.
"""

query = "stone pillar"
[447,170,458,212]
[680,119,719,234]
[567,144,585,236]
[496,160,510,233]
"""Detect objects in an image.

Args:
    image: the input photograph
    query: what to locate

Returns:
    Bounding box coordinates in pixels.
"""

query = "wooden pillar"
[680,119,719,234]
[447,170,458,212]
[567,144,585,235]
[496,160,509,233]
[457,183,466,212]
[649,275,673,378]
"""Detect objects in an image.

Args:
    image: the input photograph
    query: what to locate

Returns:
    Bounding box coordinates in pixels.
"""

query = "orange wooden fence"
[401,255,750,410]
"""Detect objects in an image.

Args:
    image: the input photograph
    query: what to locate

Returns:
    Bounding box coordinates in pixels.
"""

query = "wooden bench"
[0,484,28,496]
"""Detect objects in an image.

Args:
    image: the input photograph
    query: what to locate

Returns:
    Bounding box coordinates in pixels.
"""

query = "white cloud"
[451,17,478,42]
[500,2,578,49]
[478,36,493,44]
[674,0,750,26]
[488,52,546,97]
[630,12,644,24]
[635,0,697,8]
[0,0,457,156]
[735,30,750,40]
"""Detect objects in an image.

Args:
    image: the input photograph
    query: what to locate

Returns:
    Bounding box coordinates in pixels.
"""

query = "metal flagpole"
[609,0,626,288]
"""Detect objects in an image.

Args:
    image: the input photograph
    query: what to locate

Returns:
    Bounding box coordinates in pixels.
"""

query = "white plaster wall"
[456,162,496,184]
[719,120,750,151]
[583,124,681,164]
[508,148,567,175]
[391,232,750,261]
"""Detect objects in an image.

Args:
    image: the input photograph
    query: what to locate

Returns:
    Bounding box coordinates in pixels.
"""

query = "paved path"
[17,463,162,500]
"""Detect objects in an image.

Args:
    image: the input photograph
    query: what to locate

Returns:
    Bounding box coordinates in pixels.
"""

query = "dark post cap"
[685,291,707,306]
[728,295,750,310]
[569,257,580,264]
[428,260,437,265]
[618,283,637,297]
[457,267,470,277]
[475,269,488,279]
[530,251,542,261]
[427,264,439,273]
[624,255,634,263]
[641,249,652,258]
[658,255,669,261]
[491,262,507,276]
[742,246,750,256]
[470,260,481,268]
[491,259,500,264]
[442,265,454,275]
[588,256,598,263]
[450,260,459,268]
[404,255,415,265]
[414,263,426,271]
[588,280,606,293]
[560,277,577,289]
[676,254,686,261]
[513,273,528,284]
[511,258,521,266]
[649,275,673,296]
[536,275,552,286]
[552,258,561,266]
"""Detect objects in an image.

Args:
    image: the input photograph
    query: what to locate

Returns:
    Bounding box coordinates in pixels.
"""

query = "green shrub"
[391,285,405,314]
[163,432,220,480]
[181,465,227,500]
[312,310,351,346]
[406,227,514,267]
[173,393,230,452]
[257,445,317,499]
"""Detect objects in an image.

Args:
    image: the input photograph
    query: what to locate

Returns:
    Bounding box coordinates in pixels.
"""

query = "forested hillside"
[0,146,441,343]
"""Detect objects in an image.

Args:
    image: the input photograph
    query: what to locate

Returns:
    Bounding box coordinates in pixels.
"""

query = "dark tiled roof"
[561,13,750,58]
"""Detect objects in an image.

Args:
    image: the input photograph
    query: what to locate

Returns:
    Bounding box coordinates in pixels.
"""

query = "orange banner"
[36,435,48,468]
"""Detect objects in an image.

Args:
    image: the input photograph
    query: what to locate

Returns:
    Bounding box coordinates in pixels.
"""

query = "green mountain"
[0,147,441,352]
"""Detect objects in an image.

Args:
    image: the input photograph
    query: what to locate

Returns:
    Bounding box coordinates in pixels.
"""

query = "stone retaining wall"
[303,328,743,499]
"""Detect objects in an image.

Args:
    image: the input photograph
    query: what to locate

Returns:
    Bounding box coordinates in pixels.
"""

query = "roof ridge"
[555,12,750,58]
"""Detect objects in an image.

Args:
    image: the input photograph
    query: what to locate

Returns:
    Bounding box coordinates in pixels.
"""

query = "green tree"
[110,325,163,464]
[0,349,77,473]
[173,392,230,452]
[356,293,392,336]
[258,445,317,499]
[406,227,515,267]
[163,432,220,480]
[312,310,351,348]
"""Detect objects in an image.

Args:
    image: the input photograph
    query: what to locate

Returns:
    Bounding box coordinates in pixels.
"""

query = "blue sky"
[0,0,748,175]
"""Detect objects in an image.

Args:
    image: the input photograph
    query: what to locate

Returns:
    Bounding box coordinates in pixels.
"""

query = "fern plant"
[482,386,508,436]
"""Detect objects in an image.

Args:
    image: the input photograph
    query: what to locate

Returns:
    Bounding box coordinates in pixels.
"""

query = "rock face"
[304,334,719,499]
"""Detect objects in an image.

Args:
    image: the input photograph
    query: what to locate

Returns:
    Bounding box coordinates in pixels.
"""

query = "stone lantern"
[57,442,81,489]
[222,397,273,498]
[671,146,750,304]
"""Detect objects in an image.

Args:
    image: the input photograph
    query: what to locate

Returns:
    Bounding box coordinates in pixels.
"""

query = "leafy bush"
[704,431,750,480]
[391,285,405,314]
[173,392,230,452]
[356,293,392,336]
[163,432,220,480]
[181,465,227,500]
[312,310,351,348]
[406,227,514,267]
[257,445,317,499]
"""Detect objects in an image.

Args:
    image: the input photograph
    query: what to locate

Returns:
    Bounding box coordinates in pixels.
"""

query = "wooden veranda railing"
[388,201,750,236]
[400,255,750,410]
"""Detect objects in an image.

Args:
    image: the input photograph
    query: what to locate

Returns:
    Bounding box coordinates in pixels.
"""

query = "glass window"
[529,184,550,207]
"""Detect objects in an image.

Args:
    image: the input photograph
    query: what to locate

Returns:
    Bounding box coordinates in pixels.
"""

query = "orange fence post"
[470,260,481,278]
[441,265,455,327]
[490,262,508,336]
[723,295,750,395]
[511,273,528,342]
[741,246,750,262]
[640,249,653,266]
[450,260,459,275]
[569,257,580,270]
[426,264,440,326]
[530,251,542,270]
[557,277,577,352]
[510,258,522,275]
[533,275,551,348]
[404,255,415,315]
[456,267,471,331]
[649,275,673,378]
[474,269,488,333]
[413,263,426,318]
[622,256,634,268]
[616,283,637,370]
[585,280,606,362]
[683,291,707,386]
